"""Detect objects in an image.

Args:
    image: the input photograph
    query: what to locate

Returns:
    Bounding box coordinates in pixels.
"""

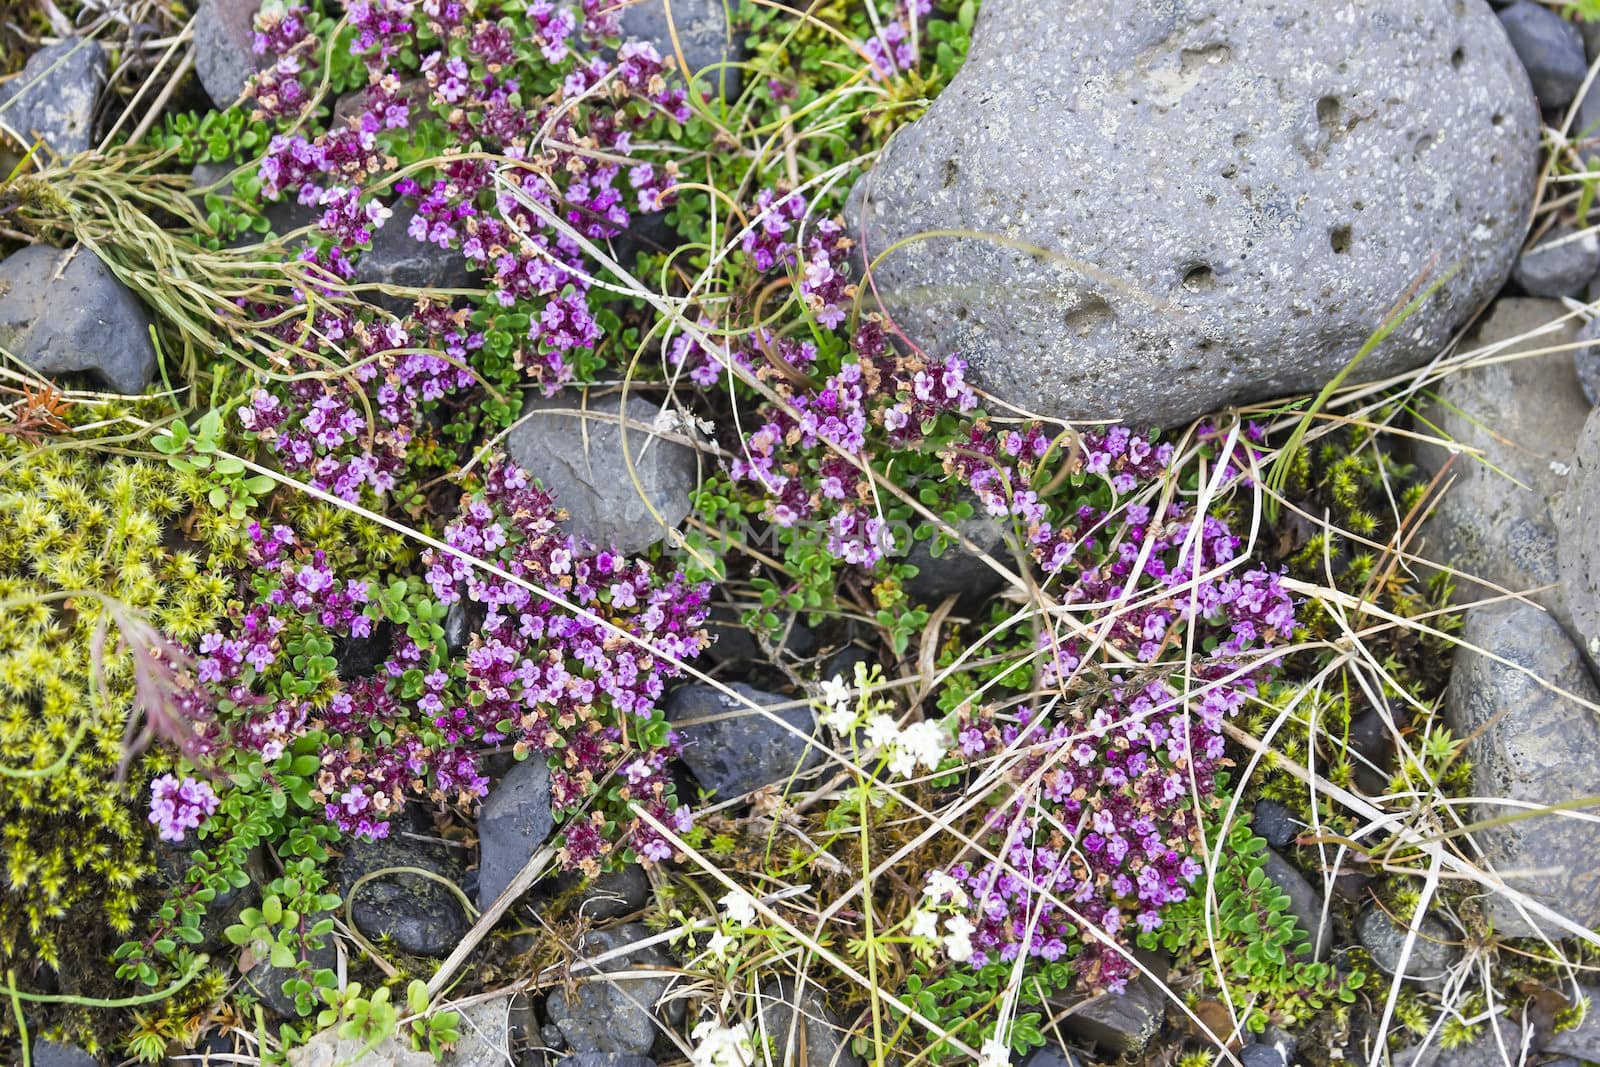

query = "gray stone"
[1513,224,1600,297]
[1347,707,1395,795]
[506,391,700,556]
[1559,409,1600,663]
[1051,953,1168,1055]
[1576,77,1600,161]
[560,1056,656,1067]
[1252,798,1298,848]
[1239,1044,1288,1067]
[1261,849,1331,960]
[0,39,106,158]
[757,978,863,1067]
[665,682,823,798]
[1542,987,1600,1058]
[1499,1,1588,109]
[620,0,744,101]
[1445,601,1600,937]
[1393,1015,1522,1067]
[1414,298,1588,630]
[847,0,1539,430]
[243,918,338,1017]
[30,1040,100,1067]
[339,829,469,958]
[450,996,531,1067]
[444,597,480,655]
[1017,1048,1080,1067]
[1356,908,1460,989]
[0,243,158,395]
[1577,316,1600,405]
[902,511,1010,610]
[194,0,263,109]
[153,838,263,950]
[545,923,681,1056]
[549,862,652,922]
[287,1027,431,1067]
[353,202,476,313]
[477,758,554,909]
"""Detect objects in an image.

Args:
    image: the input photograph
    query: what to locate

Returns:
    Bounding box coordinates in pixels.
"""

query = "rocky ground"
[6,1,1600,1066]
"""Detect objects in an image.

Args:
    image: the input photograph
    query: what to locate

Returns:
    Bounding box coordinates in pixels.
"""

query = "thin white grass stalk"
[1367,848,1445,1067]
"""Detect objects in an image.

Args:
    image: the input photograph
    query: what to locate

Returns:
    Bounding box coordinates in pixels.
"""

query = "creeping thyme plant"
[0,0,1506,1062]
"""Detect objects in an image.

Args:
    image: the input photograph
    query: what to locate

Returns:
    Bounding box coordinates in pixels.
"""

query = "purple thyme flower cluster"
[315,676,489,839]
[741,188,808,272]
[148,774,221,843]
[242,1,315,117]
[237,308,480,502]
[930,428,1296,992]
[666,320,818,389]
[862,0,934,80]
[251,0,686,392]
[727,317,976,569]
[184,522,488,839]
[423,456,711,870]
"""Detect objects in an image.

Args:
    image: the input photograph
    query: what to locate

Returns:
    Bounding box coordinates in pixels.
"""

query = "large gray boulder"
[0,38,106,158]
[847,0,1539,429]
[506,391,700,556]
[0,243,157,395]
[1445,602,1600,938]
[1414,299,1589,629]
[1557,409,1600,664]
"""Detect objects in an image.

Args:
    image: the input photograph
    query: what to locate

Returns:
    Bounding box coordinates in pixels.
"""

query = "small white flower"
[943,914,976,962]
[820,674,851,710]
[706,930,736,959]
[719,889,758,926]
[865,713,901,750]
[690,1020,754,1067]
[907,908,940,941]
[923,870,969,907]
[886,745,918,778]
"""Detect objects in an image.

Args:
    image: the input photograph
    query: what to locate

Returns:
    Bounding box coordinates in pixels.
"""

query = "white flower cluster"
[690,1020,754,1067]
[818,673,856,732]
[906,871,976,962]
[865,714,949,778]
[816,665,949,777]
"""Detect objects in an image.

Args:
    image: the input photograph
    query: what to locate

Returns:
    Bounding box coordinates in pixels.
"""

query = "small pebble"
[1512,224,1600,298]
[1500,1,1590,109]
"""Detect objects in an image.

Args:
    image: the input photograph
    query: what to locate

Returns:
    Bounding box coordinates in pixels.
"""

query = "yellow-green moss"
[0,439,229,1044]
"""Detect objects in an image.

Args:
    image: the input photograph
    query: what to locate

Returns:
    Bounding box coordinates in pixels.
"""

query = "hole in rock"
[1064,297,1114,334]
[1181,264,1217,292]
[1330,225,1353,254]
